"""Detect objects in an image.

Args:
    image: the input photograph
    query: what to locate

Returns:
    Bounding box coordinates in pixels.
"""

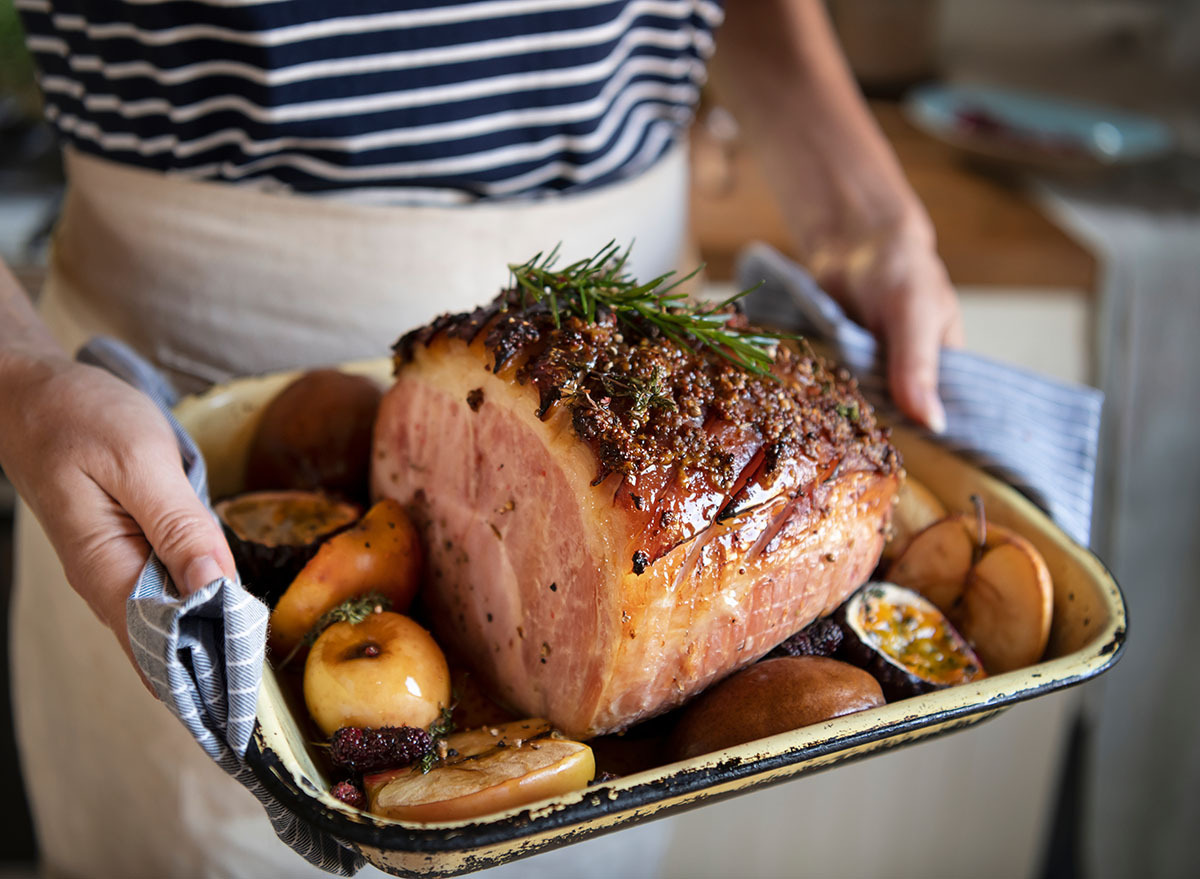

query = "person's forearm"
[710,1,961,432]
[1,252,237,685]
[711,0,932,258]
[0,259,68,414]
[1,258,62,360]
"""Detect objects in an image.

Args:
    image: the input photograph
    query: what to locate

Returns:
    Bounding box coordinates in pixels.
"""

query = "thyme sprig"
[276,591,393,670]
[417,706,458,774]
[597,364,676,424]
[508,241,793,377]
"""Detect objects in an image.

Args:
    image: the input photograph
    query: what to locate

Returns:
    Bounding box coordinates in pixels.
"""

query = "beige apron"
[12,146,688,879]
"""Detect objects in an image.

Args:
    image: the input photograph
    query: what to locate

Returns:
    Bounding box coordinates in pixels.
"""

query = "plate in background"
[904,83,1174,172]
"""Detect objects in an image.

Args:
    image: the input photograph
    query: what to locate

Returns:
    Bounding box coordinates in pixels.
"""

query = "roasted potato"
[668,656,885,761]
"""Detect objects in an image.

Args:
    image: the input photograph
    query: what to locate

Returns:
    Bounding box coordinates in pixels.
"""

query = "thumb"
[114,454,237,597]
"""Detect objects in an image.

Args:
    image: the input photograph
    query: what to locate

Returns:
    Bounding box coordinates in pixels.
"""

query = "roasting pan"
[174,358,1126,878]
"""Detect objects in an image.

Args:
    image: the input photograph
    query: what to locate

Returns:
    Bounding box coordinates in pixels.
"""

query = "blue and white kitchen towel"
[79,337,366,876]
[87,245,1103,876]
[736,243,1102,547]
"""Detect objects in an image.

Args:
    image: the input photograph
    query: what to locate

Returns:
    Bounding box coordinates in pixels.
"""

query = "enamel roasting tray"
[174,358,1127,878]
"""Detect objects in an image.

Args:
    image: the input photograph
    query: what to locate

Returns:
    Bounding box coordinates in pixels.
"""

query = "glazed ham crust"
[373,294,900,738]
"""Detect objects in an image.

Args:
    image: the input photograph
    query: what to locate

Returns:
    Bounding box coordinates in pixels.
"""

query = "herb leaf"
[303,592,392,646]
[508,241,794,377]
[276,592,392,670]
[418,706,457,774]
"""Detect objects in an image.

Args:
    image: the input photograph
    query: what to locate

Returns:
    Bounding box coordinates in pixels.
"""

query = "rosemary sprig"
[508,241,792,377]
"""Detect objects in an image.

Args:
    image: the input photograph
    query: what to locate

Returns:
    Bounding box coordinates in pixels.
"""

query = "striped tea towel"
[737,243,1103,546]
[78,338,366,876]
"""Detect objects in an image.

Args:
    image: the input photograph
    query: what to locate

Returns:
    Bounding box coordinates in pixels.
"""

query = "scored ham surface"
[371,291,901,738]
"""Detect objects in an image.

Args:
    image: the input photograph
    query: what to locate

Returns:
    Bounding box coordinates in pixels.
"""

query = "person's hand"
[708,0,965,432]
[807,216,964,433]
[0,351,237,690]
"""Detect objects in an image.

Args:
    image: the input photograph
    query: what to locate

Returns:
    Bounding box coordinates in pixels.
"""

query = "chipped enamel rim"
[175,360,1126,878]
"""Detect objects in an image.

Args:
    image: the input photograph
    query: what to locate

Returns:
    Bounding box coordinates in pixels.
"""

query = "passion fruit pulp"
[835,581,986,701]
[215,489,361,606]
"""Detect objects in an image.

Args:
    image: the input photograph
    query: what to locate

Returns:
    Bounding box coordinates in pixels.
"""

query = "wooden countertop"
[689,101,1098,291]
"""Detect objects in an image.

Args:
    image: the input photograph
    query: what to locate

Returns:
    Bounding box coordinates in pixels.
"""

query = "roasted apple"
[668,656,885,761]
[214,489,360,605]
[303,611,451,737]
[886,512,1053,673]
[363,719,594,822]
[246,368,382,502]
[835,582,986,700]
[269,499,422,658]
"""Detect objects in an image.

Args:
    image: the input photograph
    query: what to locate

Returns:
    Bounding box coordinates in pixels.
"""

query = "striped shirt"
[17,0,723,204]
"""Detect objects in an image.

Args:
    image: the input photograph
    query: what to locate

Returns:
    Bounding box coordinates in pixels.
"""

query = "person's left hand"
[807,215,964,433]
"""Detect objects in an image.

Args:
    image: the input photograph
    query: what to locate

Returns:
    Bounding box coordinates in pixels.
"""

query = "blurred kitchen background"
[1,1,1197,877]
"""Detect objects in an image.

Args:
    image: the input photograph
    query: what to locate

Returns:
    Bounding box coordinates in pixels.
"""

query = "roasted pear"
[886,512,1053,672]
[668,656,885,761]
[269,499,423,659]
[881,476,948,563]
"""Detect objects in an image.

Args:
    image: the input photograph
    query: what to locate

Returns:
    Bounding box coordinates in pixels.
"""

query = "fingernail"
[924,392,948,435]
[183,555,224,594]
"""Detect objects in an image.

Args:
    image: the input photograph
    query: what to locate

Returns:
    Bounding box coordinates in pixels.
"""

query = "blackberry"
[769,616,844,659]
[329,725,433,774]
[330,780,366,810]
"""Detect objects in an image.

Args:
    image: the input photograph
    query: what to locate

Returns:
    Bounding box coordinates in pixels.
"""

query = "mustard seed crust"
[394,291,899,494]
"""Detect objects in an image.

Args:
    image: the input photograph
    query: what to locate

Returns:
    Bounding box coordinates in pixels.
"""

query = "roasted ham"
[372,284,900,738]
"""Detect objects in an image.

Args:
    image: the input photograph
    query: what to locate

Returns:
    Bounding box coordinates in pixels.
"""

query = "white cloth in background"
[1036,172,1200,879]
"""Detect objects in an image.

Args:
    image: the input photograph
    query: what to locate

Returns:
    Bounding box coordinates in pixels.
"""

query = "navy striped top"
[18,0,722,203]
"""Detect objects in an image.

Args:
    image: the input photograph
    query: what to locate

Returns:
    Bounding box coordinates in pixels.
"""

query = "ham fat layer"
[373,307,900,738]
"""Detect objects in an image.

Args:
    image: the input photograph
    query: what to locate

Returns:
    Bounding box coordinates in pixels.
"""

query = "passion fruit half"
[215,489,361,606]
[835,581,986,701]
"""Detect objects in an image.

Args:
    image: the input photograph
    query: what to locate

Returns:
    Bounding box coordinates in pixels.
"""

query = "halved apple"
[881,476,949,563]
[364,718,595,823]
[269,498,422,658]
[956,539,1054,673]
[886,514,975,612]
[885,513,1053,673]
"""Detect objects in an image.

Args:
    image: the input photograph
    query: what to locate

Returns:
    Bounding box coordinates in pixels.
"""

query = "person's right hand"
[0,351,237,690]
[807,216,964,433]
